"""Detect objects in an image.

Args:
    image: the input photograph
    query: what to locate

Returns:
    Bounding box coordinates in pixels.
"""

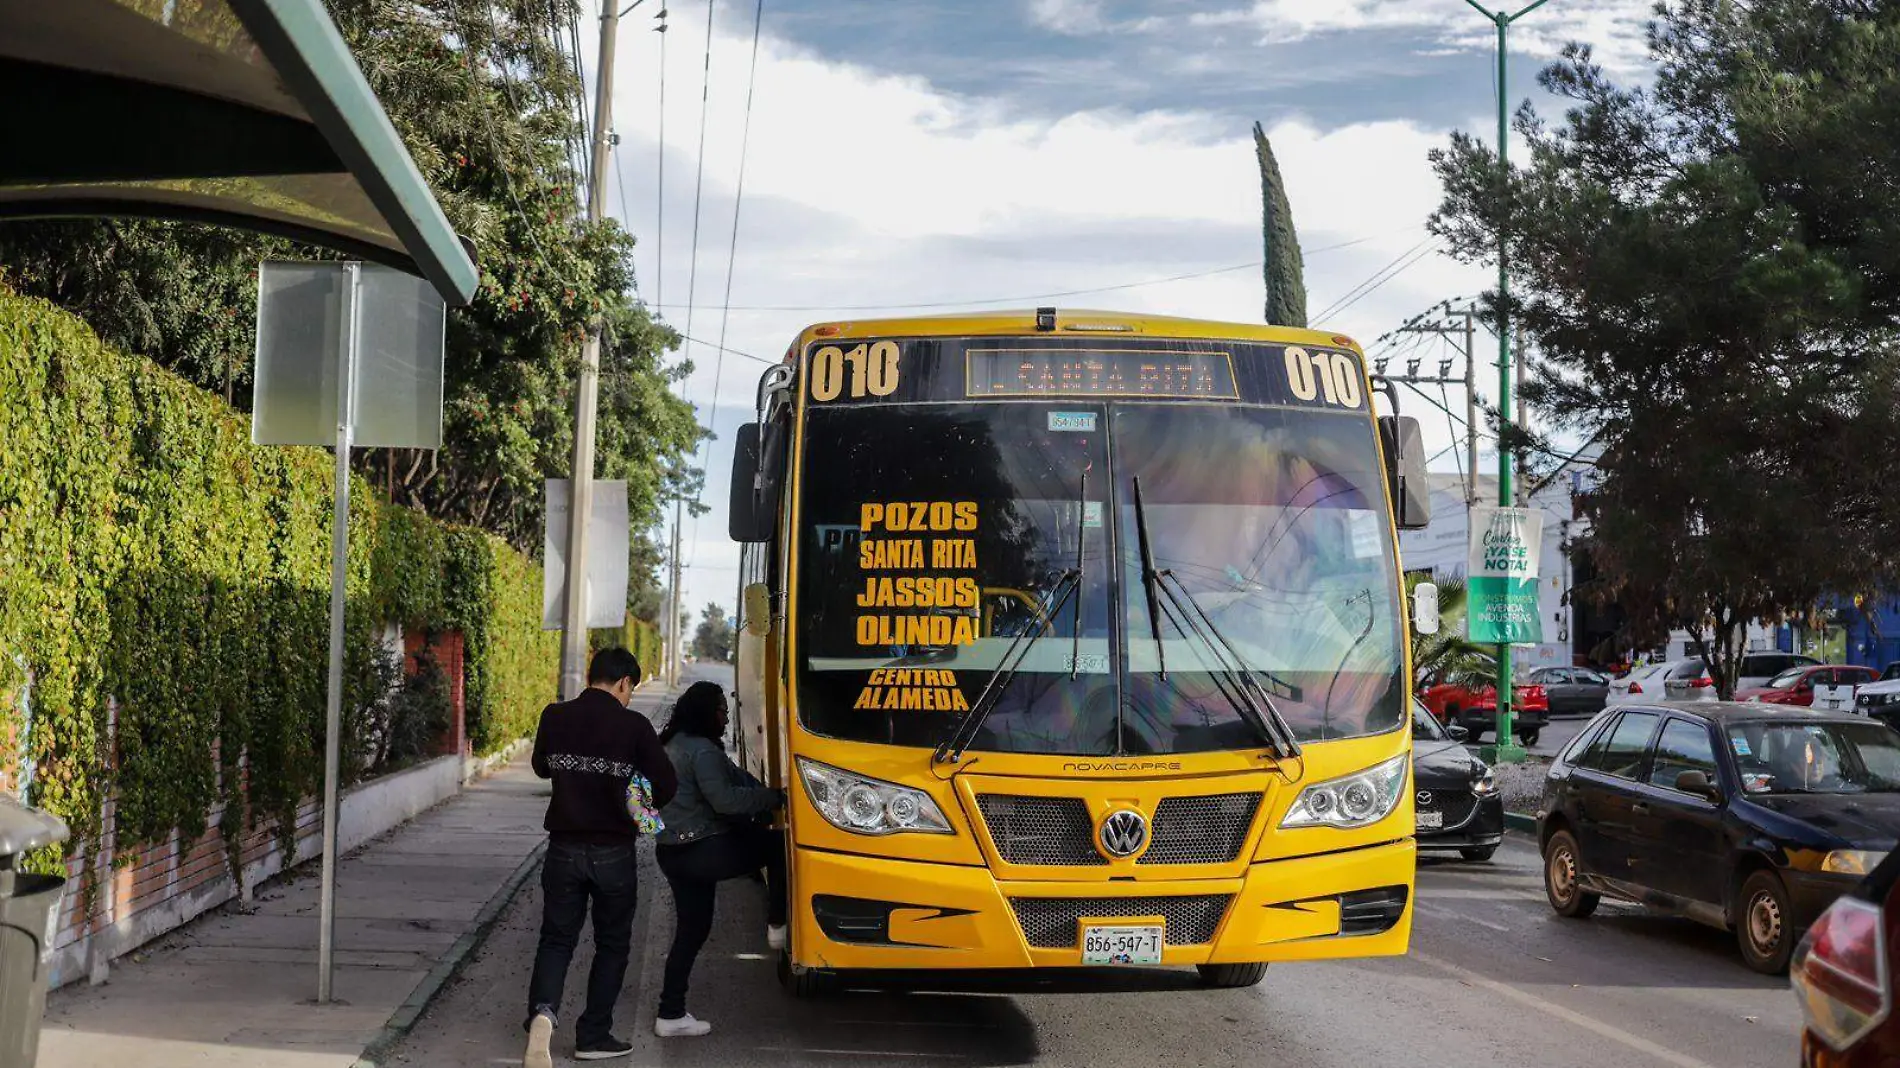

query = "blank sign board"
[543,479,630,630]
[253,261,446,449]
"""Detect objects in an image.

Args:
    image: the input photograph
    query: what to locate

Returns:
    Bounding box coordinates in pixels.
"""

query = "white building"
[1399,468,1775,672]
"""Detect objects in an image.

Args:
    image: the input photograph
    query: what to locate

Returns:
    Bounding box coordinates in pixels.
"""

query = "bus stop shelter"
[0,0,478,304]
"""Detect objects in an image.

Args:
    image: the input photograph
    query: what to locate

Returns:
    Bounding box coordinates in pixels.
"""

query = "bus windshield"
[793,400,1404,756]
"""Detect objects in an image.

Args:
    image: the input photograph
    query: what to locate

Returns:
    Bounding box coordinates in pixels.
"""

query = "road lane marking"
[1408,950,1721,1068]
[1415,901,1512,933]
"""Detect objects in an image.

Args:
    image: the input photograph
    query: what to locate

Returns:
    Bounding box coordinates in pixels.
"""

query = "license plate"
[1416,811,1443,829]
[1082,924,1163,965]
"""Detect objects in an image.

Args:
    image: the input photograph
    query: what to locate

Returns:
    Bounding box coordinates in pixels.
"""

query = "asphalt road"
[390,672,1800,1068]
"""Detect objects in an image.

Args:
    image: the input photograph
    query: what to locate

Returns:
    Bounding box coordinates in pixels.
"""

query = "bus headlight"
[1280,755,1409,830]
[797,758,953,836]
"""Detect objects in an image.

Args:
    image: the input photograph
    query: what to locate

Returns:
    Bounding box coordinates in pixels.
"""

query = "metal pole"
[559,2,629,698]
[318,263,361,1003]
[1491,11,1519,762]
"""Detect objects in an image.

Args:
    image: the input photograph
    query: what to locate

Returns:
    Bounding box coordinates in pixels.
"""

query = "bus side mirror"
[1380,414,1431,531]
[742,582,771,637]
[728,422,784,542]
[1413,582,1439,635]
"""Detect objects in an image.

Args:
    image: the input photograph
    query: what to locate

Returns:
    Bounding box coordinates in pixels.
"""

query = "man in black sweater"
[523,647,677,1067]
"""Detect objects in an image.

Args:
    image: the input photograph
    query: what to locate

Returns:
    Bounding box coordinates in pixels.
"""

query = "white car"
[1854,661,1900,717]
[1605,663,1667,706]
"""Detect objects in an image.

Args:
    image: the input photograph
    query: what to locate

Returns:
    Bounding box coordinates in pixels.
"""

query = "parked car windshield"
[1728,721,1900,794]
[1767,667,1811,689]
[1412,699,1448,741]
[1884,662,1900,682]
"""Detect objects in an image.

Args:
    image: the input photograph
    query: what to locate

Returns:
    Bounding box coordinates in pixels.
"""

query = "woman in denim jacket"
[651,682,786,1037]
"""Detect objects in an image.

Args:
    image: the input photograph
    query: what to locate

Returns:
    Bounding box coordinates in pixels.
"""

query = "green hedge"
[0,289,558,870]
[592,618,664,687]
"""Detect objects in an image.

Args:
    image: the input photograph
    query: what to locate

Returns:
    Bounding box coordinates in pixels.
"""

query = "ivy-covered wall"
[0,288,560,870]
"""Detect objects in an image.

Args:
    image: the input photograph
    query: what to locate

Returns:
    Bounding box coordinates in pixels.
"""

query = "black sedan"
[1536,701,1900,973]
[1412,699,1503,862]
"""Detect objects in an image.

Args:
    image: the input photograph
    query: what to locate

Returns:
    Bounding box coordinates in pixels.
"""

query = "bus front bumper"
[788,838,1415,971]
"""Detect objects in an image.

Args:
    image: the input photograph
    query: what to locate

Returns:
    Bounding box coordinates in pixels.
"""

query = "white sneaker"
[523,1013,554,1068]
[766,924,788,950]
[655,1013,713,1038]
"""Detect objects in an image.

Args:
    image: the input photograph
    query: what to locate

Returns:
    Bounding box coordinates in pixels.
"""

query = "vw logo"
[1416,790,1433,807]
[1098,809,1148,858]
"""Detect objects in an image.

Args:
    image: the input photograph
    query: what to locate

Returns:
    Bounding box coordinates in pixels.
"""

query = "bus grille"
[1138,793,1263,865]
[975,792,1264,866]
[975,795,1105,866]
[1008,894,1234,949]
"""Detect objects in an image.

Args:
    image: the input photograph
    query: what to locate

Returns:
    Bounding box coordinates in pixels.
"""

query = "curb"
[349,838,549,1068]
[1505,811,1538,835]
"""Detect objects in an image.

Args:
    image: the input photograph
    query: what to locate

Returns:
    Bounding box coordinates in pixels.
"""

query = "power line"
[647,234,1385,314]
[700,0,766,489]
[654,5,668,312]
[1313,237,1441,323]
[680,0,717,384]
[674,331,776,365]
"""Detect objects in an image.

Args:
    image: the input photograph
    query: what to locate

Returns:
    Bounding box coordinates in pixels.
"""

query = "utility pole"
[666,496,683,685]
[560,2,644,698]
[1462,0,1553,764]
[1382,303,1481,512]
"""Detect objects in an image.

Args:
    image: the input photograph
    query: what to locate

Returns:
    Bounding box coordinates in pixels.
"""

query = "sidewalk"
[35,681,676,1068]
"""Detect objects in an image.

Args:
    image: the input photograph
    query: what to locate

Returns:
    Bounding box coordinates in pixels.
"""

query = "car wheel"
[1197,962,1268,988]
[1543,829,1600,918]
[1461,846,1498,863]
[1519,728,1541,748]
[1737,870,1795,974]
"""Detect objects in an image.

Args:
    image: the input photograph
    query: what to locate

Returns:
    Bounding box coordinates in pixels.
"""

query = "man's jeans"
[526,840,638,1044]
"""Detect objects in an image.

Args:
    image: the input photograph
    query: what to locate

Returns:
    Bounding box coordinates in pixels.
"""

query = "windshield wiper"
[935,476,1091,765]
[1128,476,1303,761]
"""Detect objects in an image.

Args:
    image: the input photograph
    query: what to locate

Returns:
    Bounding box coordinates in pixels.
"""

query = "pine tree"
[1254,122,1307,328]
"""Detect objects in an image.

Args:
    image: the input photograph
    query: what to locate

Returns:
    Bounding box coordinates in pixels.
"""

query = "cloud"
[1173,0,1655,75]
[1028,0,1110,35]
[598,5,1510,611]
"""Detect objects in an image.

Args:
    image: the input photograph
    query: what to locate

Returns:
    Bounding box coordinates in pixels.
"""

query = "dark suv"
[1537,702,1900,973]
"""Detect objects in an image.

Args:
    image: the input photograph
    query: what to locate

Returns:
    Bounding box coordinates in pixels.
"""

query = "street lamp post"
[1462,0,1552,764]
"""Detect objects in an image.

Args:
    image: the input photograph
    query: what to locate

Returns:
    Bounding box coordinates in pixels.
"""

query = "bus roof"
[785,308,1363,359]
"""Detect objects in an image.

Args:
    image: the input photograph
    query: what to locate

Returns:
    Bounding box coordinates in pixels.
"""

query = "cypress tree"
[1254,121,1307,328]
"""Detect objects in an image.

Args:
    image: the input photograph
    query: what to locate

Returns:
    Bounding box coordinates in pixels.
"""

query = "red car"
[1737,665,1877,708]
[1794,849,1900,1066]
[1417,674,1549,747]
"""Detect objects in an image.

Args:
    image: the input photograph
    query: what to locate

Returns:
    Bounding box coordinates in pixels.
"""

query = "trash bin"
[0,795,69,1068]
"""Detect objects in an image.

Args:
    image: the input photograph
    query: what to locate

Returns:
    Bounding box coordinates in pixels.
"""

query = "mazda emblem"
[1099,809,1148,858]
[1416,790,1433,807]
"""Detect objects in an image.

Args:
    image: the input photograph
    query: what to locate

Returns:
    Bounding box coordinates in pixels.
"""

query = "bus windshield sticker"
[853,500,982,651]
[1350,510,1383,558]
[966,349,1239,399]
[1048,411,1097,432]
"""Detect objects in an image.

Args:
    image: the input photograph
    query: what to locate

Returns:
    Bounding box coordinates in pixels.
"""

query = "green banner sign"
[1467,506,1543,645]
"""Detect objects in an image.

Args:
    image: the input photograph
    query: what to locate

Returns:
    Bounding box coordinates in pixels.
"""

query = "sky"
[579,0,1661,623]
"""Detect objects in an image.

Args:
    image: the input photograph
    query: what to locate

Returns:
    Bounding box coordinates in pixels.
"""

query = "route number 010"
[1284,346,1362,408]
[812,341,902,401]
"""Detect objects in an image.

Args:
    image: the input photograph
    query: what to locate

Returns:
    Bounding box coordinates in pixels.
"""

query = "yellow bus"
[726,307,1432,993]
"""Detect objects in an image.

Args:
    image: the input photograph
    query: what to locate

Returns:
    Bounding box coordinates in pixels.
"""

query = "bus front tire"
[1197,962,1268,988]
[777,951,839,998]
